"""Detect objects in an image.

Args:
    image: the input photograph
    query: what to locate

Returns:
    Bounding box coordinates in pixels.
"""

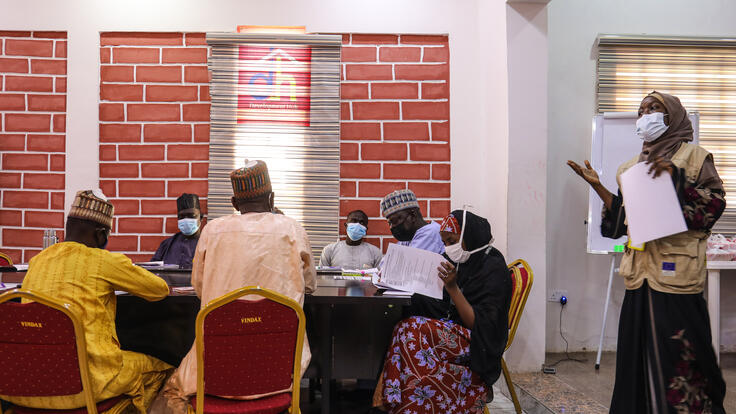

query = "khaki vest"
[616,143,710,294]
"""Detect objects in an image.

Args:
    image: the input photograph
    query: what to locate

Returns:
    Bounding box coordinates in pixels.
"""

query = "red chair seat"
[189,393,291,414]
[10,395,128,414]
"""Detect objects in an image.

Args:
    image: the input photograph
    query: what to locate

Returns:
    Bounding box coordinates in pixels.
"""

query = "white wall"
[506,2,548,372]
[547,0,736,352]
[2,0,552,369]
[0,0,510,252]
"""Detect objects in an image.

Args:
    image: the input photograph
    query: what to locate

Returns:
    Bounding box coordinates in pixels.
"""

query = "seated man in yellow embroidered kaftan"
[0,190,172,413]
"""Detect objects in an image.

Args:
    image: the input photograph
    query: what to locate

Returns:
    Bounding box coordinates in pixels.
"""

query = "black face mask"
[391,223,415,242]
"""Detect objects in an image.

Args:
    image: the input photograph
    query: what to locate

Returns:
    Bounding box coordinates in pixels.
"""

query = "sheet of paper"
[136,261,164,267]
[382,289,413,296]
[172,286,196,295]
[619,162,687,245]
[331,275,372,281]
[136,262,180,270]
[315,266,342,274]
[374,244,446,299]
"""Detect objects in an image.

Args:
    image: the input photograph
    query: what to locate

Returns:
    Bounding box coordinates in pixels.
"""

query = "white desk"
[706,261,736,361]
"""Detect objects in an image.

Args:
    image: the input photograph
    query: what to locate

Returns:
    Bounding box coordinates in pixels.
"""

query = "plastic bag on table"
[708,234,729,250]
[707,234,736,261]
[707,248,735,262]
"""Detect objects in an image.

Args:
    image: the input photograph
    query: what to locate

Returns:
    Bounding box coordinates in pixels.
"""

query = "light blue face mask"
[178,218,199,236]
[346,222,367,241]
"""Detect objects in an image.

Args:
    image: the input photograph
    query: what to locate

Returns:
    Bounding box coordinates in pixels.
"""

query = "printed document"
[619,162,687,245]
[374,244,446,299]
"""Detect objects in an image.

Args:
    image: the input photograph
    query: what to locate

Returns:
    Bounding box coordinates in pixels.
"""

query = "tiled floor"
[510,353,610,414]
[299,351,736,413]
[486,386,523,413]
[721,353,736,413]
[299,382,521,413]
[510,351,736,413]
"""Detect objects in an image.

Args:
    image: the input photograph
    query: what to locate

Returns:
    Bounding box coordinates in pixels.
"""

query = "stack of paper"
[315,266,342,275]
[136,261,181,270]
[373,244,446,299]
[382,289,412,296]
[331,275,372,281]
[136,261,164,267]
[342,268,378,277]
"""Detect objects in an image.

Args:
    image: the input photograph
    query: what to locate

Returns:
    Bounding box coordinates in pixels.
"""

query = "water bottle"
[42,229,58,249]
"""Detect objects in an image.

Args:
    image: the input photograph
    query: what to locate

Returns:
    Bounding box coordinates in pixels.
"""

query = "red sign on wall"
[237,46,312,126]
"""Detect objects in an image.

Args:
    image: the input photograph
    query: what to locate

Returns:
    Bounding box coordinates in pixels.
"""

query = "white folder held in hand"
[619,162,687,245]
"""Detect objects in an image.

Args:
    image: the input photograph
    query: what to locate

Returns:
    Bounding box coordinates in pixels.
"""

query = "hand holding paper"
[437,261,457,288]
[619,162,686,245]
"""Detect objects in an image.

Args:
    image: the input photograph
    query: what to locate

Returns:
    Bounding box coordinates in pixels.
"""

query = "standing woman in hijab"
[373,210,511,413]
[568,91,726,413]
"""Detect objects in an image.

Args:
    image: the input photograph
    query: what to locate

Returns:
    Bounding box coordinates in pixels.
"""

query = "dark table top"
[307,277,411,305]
[2,270,412,305]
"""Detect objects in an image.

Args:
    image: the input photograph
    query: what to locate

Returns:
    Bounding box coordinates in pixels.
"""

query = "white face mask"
[178,218,199,236]
[635,112,668,142]
[444,209,491,264]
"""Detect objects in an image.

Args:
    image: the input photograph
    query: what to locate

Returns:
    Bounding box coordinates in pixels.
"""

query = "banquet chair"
[0,252,12,267]
[188,286,306,414]
[484,259,534,414]
[0,289,132,414]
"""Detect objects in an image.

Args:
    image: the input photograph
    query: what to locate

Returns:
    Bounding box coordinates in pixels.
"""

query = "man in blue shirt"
[151,193,201,269]
[381,189,444,254]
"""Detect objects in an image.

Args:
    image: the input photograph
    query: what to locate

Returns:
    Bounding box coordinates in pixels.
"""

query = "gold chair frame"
[0,288,131,414]
[192,286,306,414]
[484,259,534,414]
[0,252,13,267]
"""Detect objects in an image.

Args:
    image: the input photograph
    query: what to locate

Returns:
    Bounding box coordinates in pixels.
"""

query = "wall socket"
[548,289,568,303]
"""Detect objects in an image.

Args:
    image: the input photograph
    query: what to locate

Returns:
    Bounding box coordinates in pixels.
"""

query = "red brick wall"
[98,32,450,259]
[0,31,67,264]
[338,34,450,251]
[98,32,209,262]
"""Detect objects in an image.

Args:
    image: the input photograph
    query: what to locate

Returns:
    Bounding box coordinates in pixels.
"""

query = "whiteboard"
[586,112,699,254]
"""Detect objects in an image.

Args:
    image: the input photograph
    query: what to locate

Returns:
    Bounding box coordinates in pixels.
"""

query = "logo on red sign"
[237,46,312,126]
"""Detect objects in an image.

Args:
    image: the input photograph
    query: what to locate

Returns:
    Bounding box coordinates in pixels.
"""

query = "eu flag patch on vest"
[662,262,676,277]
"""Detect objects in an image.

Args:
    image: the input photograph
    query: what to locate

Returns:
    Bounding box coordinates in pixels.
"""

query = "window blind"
[206,33,342,258]
[598,35,736,233]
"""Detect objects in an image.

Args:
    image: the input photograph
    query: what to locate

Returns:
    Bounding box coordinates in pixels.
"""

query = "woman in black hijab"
[568,92,726,413]
[373,210,511,413]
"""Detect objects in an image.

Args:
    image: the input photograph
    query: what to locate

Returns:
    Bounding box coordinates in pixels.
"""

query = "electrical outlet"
[548,289,568,302]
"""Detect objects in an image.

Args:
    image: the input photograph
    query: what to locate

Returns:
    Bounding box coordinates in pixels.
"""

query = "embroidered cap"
[230,159,272,200]
[380,189,420,218]
[439,213,460,234]
[68,189,114,228]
